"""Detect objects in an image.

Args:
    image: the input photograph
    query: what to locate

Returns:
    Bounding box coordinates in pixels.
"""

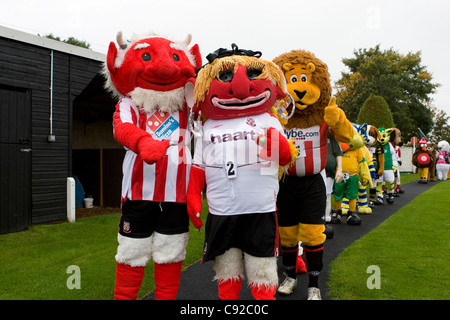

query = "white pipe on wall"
[67,177,76,223]
[48,50,55,142]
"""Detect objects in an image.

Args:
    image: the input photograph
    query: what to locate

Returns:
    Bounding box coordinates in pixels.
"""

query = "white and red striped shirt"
[114,97,192,203]
[284,122,329,177]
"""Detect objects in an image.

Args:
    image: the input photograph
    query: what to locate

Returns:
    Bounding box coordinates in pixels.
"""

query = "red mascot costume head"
[104,31,201,300]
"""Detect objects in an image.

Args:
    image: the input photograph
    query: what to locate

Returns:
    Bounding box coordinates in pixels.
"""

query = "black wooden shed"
[0,26,123,234]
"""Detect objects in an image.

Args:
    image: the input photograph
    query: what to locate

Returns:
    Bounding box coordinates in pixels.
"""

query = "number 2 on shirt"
[225,160,237,179]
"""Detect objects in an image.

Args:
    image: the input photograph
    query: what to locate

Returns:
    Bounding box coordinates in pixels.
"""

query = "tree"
[357,95,394,129]
[429,107,450,143]
[335,44,439,142]
[39,33,91,49]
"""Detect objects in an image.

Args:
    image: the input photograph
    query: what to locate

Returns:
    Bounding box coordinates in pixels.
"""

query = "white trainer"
[307,287,322,300]
[277,276,297,295]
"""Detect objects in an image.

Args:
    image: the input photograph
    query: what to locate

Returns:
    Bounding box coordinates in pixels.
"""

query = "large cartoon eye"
[218,70,234,82]
[300,74,308,82]
[142,53,151,61]
[290,75,298,83]
[247,68,262,80]
[173,54,179,62]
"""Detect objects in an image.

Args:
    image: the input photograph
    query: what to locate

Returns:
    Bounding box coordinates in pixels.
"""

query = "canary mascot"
[185,44,297,300]
[272,50,354,300]
[412,138,436,183]
[339,123,374,215]
[103,32,202,300]
[331,125,372,225]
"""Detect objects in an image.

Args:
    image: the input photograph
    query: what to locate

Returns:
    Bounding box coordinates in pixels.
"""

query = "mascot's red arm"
[257,127,292,166]
[112,104,170,165]
[186,166,205,229]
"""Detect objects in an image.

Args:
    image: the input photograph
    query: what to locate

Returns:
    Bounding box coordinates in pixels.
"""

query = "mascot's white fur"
[436,140,450,180]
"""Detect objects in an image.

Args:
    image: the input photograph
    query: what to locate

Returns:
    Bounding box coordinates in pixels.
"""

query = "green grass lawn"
[328,177,450,300]
[0,202,208,300]
[1,174,448,300]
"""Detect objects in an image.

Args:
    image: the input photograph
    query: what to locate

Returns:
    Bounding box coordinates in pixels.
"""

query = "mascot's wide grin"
[137,74,179,87]
[211,90,271,110]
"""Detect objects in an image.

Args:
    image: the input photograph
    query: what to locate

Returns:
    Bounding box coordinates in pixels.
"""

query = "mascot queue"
[102,31,449,301]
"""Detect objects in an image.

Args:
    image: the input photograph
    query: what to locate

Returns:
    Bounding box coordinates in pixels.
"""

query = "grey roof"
[0,25,106,62]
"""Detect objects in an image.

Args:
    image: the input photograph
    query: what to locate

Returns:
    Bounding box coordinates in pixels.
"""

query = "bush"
[357,95,395,128]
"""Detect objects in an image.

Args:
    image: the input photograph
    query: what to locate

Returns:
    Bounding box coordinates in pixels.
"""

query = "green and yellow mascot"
[331,125,372,225]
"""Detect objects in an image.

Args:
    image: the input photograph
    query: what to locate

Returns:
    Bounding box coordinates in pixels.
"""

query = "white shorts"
[375,169,394,184]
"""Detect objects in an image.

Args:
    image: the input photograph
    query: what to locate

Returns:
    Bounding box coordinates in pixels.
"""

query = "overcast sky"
[2,0,450,119]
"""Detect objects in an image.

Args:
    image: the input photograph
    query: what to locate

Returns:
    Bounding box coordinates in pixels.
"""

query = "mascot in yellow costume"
[273,50,354,300]
[331,126,372,225]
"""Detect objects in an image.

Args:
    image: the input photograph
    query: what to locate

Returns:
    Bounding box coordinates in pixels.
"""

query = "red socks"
[218,277,242,300]
[114,262,146,300]
[218,277,276,300]
[251,284,276,300]
[114,261,183,300]
[154,261,183,300]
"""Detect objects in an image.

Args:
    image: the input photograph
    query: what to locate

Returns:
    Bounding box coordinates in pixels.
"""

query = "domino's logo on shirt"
[147,111,179,139]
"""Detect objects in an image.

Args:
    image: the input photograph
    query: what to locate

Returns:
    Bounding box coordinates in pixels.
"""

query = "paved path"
[145,179,439,300]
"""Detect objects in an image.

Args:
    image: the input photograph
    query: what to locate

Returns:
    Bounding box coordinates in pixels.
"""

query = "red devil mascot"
[184,44,297,300]
[103,31,201,300]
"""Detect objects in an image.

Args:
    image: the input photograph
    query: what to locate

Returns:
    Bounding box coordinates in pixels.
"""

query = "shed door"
[0,86,31,234]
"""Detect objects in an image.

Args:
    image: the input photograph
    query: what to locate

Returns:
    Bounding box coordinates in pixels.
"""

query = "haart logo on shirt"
[147,111,179,139]
[210,130,258,144]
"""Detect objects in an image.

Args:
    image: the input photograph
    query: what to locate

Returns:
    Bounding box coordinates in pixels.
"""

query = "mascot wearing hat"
[412,138,435,183]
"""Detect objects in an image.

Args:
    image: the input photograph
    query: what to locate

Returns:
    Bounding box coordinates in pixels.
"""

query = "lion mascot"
[412,138,435,183]
[103,32,202,300]
[436,140,450,180]
[272,50,354,300]
[185,44,297,300]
